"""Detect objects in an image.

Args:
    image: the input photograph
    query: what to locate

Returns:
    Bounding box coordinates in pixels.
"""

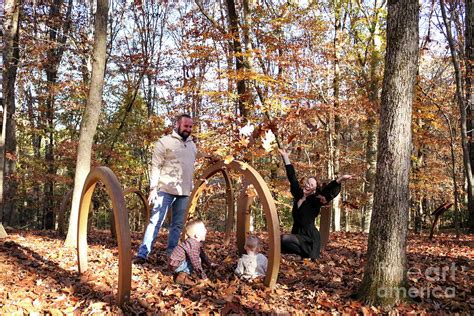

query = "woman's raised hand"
[336,174,355,183]
[316,194,328,205]
[278,148,289,157]
[278,148,291,165]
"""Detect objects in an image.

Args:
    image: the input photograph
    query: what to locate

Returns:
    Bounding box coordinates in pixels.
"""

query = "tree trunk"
[362,44,381,233]
[26,88,43,229]
[357,0,418,306]
[414,198,423,234]
[1,0,21,226]
[64,0,109,247]
[411,115,427,234]
[465,0,474,233]
[331,2,343,232]
[326,133,336,226]
[440,0,468,237]
[422,197,431,232]
[242,0,254,70]
[353,0,383,234]
[43,0,73,229]
[439,108,462,238]
[43,91,55,229]
[226,0,249,117]
[363,116,377,233]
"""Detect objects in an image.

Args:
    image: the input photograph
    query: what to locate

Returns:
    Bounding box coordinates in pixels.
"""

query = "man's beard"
[177,128,190,140]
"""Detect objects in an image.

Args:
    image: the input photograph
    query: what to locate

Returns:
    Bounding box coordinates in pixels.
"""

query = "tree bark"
[357,0,418,306]
[411,115,427,234]
[440,0,468,237]
[25,88,42,228]
[226,0,249,117]
[43,0,73,229]
[351,0,383,234]
[65,0,109,247]
[414,198,423,234]
[363,115,377,233]
[331,1,343,232]
[362,39,381,234]
[465,0,474,233]
[1,0,21,226]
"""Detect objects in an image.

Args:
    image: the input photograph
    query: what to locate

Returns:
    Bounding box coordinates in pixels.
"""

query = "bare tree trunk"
[65,0,109,247]
[363,116,377,233]
[25,88,42,228]
[440,0,468,237]
[351,0,383,234]
[411,115,427,234]
[242,0,253,70]
[43,0,73,229]
[414,198,423,234]
[331,1,343,231]
[1,0,21,226]
[419,83,463,238]
[465,0,474,233]
[327,129,335,230]
[437,105,462,238]
[132,2,168,117]
[226,0,249,117]
[362,45,381,233]
[357,0,418,306]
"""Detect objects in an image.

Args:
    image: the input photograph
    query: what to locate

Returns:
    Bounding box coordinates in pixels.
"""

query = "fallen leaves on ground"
[0,230,472,314]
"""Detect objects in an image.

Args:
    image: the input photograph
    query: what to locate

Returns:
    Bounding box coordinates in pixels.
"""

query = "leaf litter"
[0,230,472,314]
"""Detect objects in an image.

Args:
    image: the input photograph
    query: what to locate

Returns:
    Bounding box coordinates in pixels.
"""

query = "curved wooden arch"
[123,188,150,232]
[185,168,235,243]
[186,160,280,288]
[110,188,150,239]
[77,167,131,306]
[221,169,235,244]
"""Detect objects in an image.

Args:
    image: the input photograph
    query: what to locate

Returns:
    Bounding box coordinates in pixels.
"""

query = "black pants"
[281,234,305,257]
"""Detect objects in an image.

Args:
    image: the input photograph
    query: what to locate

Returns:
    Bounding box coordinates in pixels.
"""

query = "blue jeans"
[175,259,193,274]
[137,191,189,258]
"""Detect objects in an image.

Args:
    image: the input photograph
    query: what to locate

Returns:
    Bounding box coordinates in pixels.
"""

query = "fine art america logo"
[377,263,465,299]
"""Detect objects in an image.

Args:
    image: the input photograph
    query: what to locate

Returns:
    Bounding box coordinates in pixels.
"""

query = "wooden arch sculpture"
[109,188,151,238]
[184,168,235,244]
[123,188,151,226]
[77,167,131,306]
[185,160,281,288]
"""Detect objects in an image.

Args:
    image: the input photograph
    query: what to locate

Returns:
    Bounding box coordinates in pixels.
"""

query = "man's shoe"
[174,272,196,286]
[132,256,146,264]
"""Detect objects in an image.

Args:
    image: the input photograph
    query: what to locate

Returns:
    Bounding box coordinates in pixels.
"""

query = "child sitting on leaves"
[169,219,216,286]
[235,235,268,279]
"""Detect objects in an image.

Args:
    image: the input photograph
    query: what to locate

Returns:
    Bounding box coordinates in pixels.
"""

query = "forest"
[1,0,473,314]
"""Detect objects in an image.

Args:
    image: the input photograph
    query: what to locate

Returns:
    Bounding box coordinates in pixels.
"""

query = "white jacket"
[149,130,197,196]
[235,253,268,279]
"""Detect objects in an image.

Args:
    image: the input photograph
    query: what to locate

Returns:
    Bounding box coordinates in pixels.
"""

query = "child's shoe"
[174,272,196,286]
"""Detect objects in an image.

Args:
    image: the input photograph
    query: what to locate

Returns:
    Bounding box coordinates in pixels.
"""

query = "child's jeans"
[175,260,193,274]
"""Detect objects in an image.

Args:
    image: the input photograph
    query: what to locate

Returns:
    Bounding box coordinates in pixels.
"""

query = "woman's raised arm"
[278,148,291,165]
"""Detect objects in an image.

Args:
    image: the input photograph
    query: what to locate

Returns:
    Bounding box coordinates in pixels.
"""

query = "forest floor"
[0,229,472,315]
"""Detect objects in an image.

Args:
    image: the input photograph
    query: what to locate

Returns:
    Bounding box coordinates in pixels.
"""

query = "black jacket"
[285,164,341,259]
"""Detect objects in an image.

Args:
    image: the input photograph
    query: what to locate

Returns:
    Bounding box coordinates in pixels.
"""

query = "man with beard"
[133,114,198,264]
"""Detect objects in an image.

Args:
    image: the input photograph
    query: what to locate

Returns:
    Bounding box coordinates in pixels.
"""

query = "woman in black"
[278,149,353,259]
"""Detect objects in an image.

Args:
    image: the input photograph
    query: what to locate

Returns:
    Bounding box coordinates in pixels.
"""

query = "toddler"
[169,220,215,285]
[235,235,268,279]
